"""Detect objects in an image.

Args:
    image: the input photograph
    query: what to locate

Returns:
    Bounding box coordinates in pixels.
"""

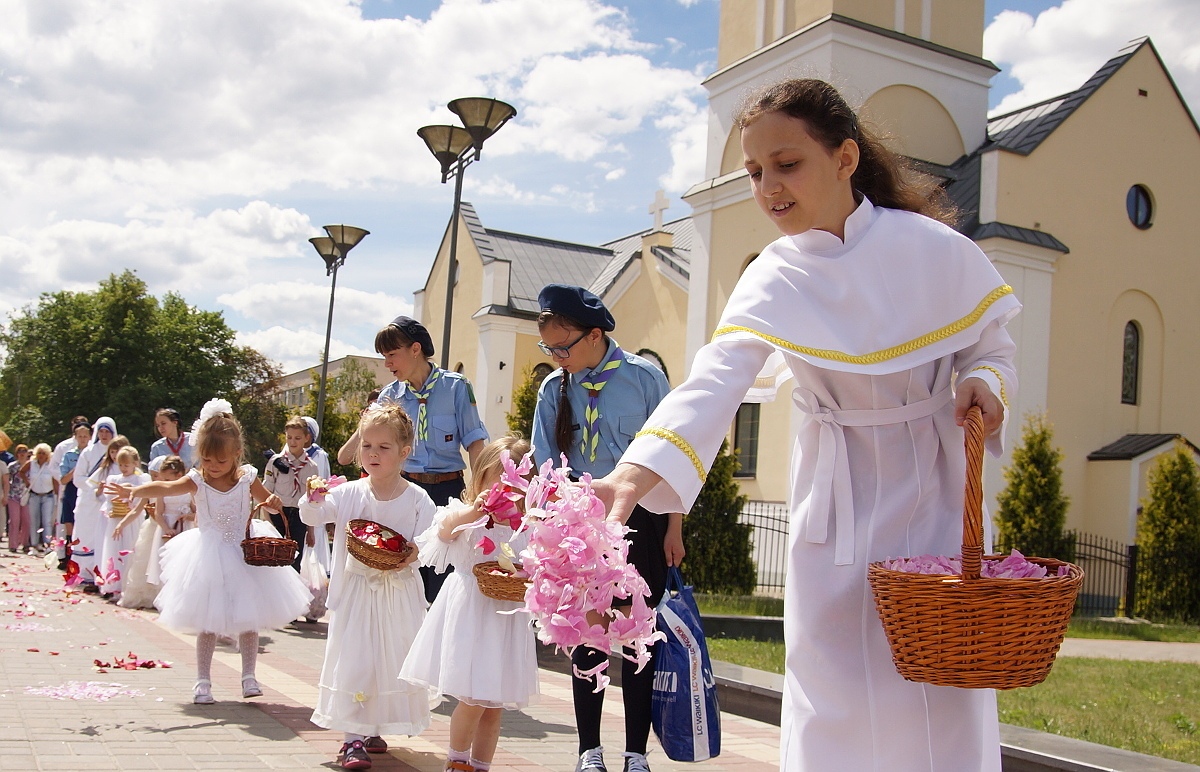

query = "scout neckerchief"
[281,450,308,498]
[164,432,187,457]
[412,365,442,441]
[578,346,624,462]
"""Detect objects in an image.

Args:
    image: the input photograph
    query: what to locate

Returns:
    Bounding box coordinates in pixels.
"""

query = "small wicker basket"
[241,505,299,567]
[346,519,413,571]
[867,406,1084,690]
[473,561,529,602]
[108,499,131,519]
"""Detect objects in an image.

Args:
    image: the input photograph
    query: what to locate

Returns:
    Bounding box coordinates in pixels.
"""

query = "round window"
[1126,185,1153,230]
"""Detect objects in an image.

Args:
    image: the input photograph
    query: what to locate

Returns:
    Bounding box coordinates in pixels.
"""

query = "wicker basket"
[867,406,1084,690]
[346,519,413,571]
[473,561,529,602]
[241,505,299,567]
[108,499,131,519]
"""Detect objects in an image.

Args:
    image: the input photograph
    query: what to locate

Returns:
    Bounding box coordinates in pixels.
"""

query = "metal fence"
[739,500,789,593]
[1067,531,1136,617]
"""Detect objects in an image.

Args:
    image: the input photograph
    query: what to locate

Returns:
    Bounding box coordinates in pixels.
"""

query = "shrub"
[1135,446,1200,623]
[683,440,756,594]
[995,412,1073,561]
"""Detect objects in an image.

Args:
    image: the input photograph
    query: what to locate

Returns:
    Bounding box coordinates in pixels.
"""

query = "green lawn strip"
[706,638,784,675]
[694,593,784,617]
[1067,618,1200,643]
[997,658,1200,765]
[705,641,1200,765]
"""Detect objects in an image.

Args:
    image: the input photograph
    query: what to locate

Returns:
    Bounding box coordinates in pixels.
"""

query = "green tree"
[683,440,756,594]
[0,270,271,454]
[228,348,288,474]
[506,365,542,440]
[995,412,1073,560]
[301,358,380,478]
[1135,446,1200,623]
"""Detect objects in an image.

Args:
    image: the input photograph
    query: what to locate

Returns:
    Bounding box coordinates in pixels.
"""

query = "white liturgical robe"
[623,197,1018,772]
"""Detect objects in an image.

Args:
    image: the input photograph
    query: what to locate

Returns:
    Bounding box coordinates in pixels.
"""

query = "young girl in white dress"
[299,404,435,771]
[107,399,312,705]
[400,433,539,772]
[98,445,150,600]
[88,434,131,598]
[117,455,195,610]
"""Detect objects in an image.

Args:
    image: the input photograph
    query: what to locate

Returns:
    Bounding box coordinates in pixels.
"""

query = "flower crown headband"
[188,397,234,446]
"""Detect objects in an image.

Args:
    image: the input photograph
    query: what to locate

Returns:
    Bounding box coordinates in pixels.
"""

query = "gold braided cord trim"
[635,428,707,483]
[968,365,1009,408]
[712,285,1014,365]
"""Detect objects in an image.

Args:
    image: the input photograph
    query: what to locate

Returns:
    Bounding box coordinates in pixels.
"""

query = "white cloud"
[234,326,377,376]
[984,0,1200,116]
[604,168,627,181]
[218,281,411,331]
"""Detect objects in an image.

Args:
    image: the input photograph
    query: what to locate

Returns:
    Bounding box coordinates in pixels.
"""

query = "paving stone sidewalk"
[0,550,779,771]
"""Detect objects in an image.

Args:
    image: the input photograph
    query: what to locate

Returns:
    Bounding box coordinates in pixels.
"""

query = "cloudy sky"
[1,0,1197,375]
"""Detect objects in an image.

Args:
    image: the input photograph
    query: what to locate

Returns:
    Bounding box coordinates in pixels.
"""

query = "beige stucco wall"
[421,216,484,383]
[860,84,965,164]
[607,257,690,386]
[718,0,983,68]
[1084,460,1135,544]
[992,46,1200,540]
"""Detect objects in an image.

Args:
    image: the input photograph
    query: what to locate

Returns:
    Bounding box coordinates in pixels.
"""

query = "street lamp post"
[309,224,370,433]
[417,97,516,369]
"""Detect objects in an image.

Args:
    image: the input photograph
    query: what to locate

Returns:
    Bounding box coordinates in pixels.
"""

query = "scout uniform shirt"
[531,337,669,479]
[263,449,319,508]
[377,366,489,475]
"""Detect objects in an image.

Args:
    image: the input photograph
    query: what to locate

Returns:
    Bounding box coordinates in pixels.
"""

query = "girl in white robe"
[596,79,1019,772]
[400,434,539,772]
[300,404,435,771]
[70,417,116,589]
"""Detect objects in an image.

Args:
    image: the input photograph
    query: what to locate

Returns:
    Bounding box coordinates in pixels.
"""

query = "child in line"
[5,445,30,553]
[90,435,132,598]
[400,434,539,772]
[263,416,319,573]
[300,404,435,771]
[99,445,150,600]
[117,455,195,610]
[107,399,312,705]
[72,417,117,591]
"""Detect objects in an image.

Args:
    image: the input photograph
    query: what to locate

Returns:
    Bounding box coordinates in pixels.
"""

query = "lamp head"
[448,97,516,156]
[417,124,474,180]
[309,236,339,275]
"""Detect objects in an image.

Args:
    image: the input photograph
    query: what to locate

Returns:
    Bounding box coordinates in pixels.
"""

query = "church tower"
[682,0,996,502]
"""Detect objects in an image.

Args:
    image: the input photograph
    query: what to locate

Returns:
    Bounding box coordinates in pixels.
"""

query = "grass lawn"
[705,638,1200,766]
[997,658,1200,765]
[1067,617,1200,643]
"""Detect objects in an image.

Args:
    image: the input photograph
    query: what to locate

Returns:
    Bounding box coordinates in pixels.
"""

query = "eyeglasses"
[538,331,589,359]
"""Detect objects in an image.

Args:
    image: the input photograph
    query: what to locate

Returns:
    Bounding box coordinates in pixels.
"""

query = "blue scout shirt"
[531,338,670,479]
[377,366,489,474]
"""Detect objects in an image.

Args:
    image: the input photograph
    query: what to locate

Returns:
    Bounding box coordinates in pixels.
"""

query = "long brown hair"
[194,413,245,481]
[734,78,957,225]
[537,311,596,456]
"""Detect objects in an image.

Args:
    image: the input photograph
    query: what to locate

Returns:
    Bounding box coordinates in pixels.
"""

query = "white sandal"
[193,680,215,705]
[241,676,263,698]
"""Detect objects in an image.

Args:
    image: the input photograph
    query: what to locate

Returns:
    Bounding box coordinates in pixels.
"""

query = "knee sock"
[196,632,216,682]
[621,644,657,755]
[239,631,258,678]
[571,645,607,753]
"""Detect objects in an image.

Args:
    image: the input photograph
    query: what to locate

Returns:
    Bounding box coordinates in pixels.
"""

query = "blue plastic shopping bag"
[652,567,721,761]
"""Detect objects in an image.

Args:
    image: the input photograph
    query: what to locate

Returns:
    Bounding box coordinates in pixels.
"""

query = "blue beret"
[389,315,435,357]
[537,284,615,332]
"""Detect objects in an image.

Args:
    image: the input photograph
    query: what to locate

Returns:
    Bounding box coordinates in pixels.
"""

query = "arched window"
[1126,185,1153,230]
[1121,321,1140,404]
[532,363,554,382]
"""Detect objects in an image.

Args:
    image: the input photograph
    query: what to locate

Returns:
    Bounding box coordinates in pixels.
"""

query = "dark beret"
[389,315,435,357]
[537,284,615,332]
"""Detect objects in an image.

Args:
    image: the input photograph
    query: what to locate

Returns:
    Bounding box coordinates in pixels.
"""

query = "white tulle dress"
[155,466,311,635]
[399,499,539,709]
[119,492,194,610]
[299,478,436,737]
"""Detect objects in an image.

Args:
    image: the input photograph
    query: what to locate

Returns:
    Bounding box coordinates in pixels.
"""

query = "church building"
[414,0,1200,548]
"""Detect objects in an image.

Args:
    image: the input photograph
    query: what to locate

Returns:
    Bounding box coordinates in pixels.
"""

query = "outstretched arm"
[106,476,197,502]
[337,428,361,466]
